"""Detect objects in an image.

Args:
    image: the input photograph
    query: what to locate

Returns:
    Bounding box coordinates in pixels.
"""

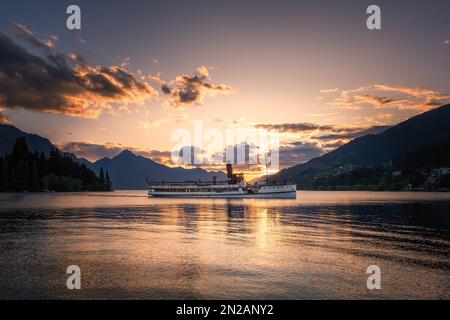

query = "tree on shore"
[0,138,112,192]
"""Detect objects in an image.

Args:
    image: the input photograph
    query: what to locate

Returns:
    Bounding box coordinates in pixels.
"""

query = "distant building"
[392,171,402,177]
[431,167,450,178]
[334,165,355,175]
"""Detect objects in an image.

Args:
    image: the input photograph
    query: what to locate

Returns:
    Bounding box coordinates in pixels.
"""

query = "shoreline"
[1,189,450,194]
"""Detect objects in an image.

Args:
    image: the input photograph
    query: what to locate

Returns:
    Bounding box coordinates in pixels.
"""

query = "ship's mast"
[254,147,270,183]
[264,152,269,182]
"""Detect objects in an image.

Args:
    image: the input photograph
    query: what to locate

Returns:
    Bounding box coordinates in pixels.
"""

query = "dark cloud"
[175,142,270,167]
[279,142,324,167]
[1,24,234,120]
[141,149,172,165]
[254,124,391,167]
[350,125,390,136]
[161,141,324,169]
[255,122,372,133]
[161,84,171,94]
[256,123,327,132]
[57,141,172,165]
[426,101,443,107]
[363,95,396,105]
[57,142,125,160]
[161,66,234,107]
[11,22,58,50]
[321,141,345,149]
[0,29,156,119]
[178,146,206,165]
[313,125,390,141]
[256,121,390,138]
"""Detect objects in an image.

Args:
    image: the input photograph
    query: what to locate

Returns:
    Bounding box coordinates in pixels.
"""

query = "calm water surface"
[0,191,449,299]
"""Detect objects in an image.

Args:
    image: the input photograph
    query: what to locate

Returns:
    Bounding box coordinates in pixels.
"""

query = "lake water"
[0,191,449,299]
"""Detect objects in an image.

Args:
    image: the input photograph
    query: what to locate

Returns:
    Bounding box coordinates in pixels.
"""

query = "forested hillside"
[0,138,112,192]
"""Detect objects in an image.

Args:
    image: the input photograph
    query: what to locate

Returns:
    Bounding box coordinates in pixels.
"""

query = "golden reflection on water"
[0,191,449,299]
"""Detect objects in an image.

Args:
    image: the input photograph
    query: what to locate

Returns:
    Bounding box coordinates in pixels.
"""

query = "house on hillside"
[431,167,450,178]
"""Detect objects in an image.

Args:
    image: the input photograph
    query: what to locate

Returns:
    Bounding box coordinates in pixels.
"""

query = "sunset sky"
[0,0,449,172]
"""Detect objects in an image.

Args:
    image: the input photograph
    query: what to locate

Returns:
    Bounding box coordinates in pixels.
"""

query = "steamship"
[147,164,296,198]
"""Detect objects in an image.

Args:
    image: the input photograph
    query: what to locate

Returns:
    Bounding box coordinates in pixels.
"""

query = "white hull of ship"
[148,185,297,199]
[148,191,296,199]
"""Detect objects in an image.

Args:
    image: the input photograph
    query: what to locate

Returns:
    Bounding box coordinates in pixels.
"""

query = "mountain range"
[272,103,450,187]
[0,124,226,189]
[86,150,226,189]
[0,125,54,156]
[2,103,450,190]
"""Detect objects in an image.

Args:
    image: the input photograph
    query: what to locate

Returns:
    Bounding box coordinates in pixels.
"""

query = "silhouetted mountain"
[393,137,450,169]
[86,150,227,189]
[272,104,450,188]
[1,124,227,190]
[0,137,111,192]
[77,157,94,168]
[0,124,54,156]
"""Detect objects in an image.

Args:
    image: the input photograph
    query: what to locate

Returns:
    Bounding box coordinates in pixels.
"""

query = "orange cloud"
[327,84,450,112]
[0,107,11,124]
[0,30,158,120]
[320,88,338,93]
[1,24,233,122]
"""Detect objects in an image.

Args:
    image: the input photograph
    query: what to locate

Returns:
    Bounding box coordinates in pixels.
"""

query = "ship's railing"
[148,180,295,187]
[250,180,296,186]
[147,180,243,187]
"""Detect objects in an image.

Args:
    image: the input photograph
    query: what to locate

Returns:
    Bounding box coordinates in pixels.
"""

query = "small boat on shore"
[147,164,296,198]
